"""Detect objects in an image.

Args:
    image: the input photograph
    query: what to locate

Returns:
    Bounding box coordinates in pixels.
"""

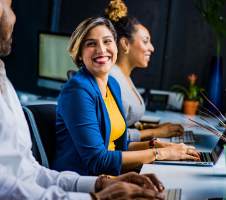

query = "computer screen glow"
[38,32,78,91]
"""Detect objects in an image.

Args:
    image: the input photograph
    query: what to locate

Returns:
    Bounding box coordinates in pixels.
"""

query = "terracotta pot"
[183,100,199,115]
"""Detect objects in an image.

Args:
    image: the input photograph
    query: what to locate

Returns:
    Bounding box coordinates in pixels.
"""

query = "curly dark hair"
[111,15,140,44]
[105,0,140,44]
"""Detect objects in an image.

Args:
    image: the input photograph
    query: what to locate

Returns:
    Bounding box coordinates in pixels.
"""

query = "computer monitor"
[37,31,79,91]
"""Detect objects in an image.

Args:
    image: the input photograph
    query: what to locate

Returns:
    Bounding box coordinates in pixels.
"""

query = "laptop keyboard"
[163,189,181,200]
[198,152,214,162]
[171,131,195,143]
[182,152,214,164]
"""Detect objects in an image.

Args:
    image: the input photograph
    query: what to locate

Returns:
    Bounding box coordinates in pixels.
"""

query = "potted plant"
[196,0,226,114]
[170,74,206,115]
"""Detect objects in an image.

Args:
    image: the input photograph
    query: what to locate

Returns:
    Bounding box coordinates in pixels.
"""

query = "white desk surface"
[141,160,226,200]
[16,91,58,106]
[144,110,224,130]
[20,99,58,106]
[141,110,226,200]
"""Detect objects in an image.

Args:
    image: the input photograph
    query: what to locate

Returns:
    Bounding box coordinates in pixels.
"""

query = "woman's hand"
[96,181,165,200]
[101,172,165,192]
[154,140,173,148]
[151,122,184,138]
[158,143,200,161]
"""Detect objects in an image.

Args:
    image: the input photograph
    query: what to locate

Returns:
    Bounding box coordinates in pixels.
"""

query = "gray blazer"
[109,65,145,142]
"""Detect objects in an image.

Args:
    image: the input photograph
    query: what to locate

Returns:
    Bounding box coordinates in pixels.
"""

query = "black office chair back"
[23,104,57,168]
[67,70,77,79]
[23,109,41,163]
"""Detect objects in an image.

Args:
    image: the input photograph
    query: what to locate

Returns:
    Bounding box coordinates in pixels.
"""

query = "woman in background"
[106,0,184,142]
[52,16,200,177]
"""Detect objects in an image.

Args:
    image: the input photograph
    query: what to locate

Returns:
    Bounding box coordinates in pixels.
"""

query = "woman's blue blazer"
[52,66,130,176]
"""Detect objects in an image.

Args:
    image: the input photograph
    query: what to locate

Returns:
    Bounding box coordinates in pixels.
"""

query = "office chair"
[23,104,57,168]
[23,108,41,163]
[67,70,77,79]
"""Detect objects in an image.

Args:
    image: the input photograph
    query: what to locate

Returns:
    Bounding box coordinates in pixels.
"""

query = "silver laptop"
[155,131,226,166]
[171,130,195,144]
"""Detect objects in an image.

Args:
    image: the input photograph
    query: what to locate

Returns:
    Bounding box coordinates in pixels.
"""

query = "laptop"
[154,131,226,166]
[171,130,195,144]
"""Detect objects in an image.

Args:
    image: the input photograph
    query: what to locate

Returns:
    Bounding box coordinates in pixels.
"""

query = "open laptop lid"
[154,129,226,166]
[212,130,226,165]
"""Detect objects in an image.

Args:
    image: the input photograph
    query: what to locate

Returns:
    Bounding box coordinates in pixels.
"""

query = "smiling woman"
[107,0,186,142]
[52,16,200,176]
[52,16,129,175]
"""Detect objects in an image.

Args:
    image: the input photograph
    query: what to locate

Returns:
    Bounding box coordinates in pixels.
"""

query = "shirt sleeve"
[29,152,98,193]
[76,176,98,193]
[127,128,141,142]
[0,164,92,200]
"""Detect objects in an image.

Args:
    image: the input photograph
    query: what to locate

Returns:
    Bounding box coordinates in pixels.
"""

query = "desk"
[16,91,58,106]
[141,160,226,200]
[144,110,224,130]
[144,110,225,151]
[141,110,226,199]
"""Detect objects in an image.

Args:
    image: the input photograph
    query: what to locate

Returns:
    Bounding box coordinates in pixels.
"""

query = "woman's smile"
[93,56,111,64]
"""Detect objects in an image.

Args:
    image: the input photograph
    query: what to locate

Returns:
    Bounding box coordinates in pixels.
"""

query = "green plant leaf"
[198,96,204,105]
[199,88,206,92]
[170,85,190,99]
[196,5,203,15]
[196,0,226,55]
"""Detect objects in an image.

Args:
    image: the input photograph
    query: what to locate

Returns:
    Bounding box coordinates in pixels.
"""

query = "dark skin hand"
[102,172,165,192]
[138,122,184,141]
[148,122,184,137]
[96,182,165,200]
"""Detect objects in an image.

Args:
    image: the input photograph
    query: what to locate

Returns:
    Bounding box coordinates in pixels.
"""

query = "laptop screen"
[211,130,226,162]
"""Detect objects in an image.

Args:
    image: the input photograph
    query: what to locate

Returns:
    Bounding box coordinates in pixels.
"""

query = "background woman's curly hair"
[105,0,140,44]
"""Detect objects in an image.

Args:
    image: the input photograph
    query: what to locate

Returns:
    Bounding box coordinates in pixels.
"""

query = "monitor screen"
[37,32,79,91]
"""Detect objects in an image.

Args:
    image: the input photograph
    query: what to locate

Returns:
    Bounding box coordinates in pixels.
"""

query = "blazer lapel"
[80,66,111,148]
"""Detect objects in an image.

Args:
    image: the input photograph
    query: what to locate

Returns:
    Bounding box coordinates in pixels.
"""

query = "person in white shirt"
[0,0,165,199]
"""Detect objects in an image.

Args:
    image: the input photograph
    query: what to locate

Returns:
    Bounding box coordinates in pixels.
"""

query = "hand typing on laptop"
[147,122,184,137]
[150,140,200,160]
[154,130,226,166]
[156,143,200,161]
[137,122,184,140]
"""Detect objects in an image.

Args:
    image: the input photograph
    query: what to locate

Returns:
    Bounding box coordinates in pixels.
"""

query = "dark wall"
[3,0,226,111]
[59,0,170,89]
[3,0,57,96]
[160,0,226,90]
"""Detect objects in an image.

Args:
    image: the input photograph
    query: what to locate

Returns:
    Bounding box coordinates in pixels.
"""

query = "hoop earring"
[125,50,129,55]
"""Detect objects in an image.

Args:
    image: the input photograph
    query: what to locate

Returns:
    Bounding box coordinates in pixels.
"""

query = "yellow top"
[103,86,126,151]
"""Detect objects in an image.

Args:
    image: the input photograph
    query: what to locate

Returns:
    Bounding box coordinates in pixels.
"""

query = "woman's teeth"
[95,57,109,62]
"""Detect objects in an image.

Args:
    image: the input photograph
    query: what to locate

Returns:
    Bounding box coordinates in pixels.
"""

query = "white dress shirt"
[0,60,97,200]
